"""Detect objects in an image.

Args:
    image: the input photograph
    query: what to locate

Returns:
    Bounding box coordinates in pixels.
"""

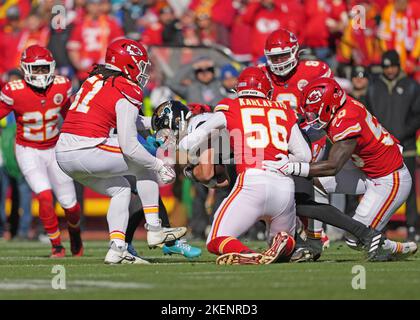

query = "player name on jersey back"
[215,97,297,174]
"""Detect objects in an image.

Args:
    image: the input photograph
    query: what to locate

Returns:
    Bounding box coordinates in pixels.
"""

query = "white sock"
[144,206,161,227]
[111,238,126,249]
[136,180,161,227]
[383,239,397,253]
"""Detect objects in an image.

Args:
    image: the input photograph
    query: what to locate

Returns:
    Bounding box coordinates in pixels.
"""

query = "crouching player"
[55,39,186,264]
[0,45,83,258]
[177,67,312,264]
[263,78,417,261]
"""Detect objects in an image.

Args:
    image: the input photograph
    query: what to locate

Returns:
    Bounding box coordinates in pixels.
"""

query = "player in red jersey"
[178,67,312,265]
[0,45,83,258]
[261,28,334,258]
[263,78,417,260]
[55,38,186,264]
[261,28,333,110]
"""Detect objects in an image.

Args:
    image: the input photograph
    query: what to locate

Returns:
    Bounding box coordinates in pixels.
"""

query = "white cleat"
[145,223,187,248]
[104,241,150,265]
[390,241,418,261]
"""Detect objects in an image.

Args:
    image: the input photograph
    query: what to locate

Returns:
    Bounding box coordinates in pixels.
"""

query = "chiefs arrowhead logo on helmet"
[306,89,323,104]
[126,44,143,56]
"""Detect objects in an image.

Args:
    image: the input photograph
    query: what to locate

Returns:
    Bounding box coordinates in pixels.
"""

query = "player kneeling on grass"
[0,45,83,258]
[176,67,313,265]
[263,78,417,261]
[55,38,186,264]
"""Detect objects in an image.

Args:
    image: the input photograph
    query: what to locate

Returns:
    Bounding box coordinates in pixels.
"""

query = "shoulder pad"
[114,77,143,108]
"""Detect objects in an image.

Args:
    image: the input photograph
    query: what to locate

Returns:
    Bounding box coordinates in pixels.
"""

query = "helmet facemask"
[21,60,55,89]
[305,108,328,130]
[265,45,298,77]
[135,59,151,88]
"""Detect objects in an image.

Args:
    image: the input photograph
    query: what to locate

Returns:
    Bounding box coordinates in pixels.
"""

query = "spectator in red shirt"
[67,0,124,81]
[241,0,288,62]
[0,6,23,75]
[142,5,184,46]
[301,0,348,66]
[0,0,31,28]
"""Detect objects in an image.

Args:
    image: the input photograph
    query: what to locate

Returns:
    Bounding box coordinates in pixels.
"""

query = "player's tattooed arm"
[308,138,357,177]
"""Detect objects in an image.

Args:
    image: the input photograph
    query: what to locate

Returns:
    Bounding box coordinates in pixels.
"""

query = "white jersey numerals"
[70,76,102,113]
[365,111,394,146]
[241,108,288,151]
[22,107,61,141]
[275,93,298,110]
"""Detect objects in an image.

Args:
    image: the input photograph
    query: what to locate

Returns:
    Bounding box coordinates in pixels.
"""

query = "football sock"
[207,236,254,255]
[383,239,398,253]
[64,203,81,231]
[143,206,161,227]
[136,180,161,227]
[110,231,126,249]
[37,190,61,247]
[296,200,371,240]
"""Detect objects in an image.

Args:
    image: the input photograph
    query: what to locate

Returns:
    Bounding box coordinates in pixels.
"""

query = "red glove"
[188,103,212,115]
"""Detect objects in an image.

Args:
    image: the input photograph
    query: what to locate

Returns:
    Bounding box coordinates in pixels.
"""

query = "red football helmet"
[105,38,150,88]
[21,45,56,89]
[235,67,273,99]
[264,29,299,77]
[301,78,347,130]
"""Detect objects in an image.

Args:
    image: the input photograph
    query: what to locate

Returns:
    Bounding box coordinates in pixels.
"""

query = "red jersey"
[66,15,124,79]
[61,75,143,138]
[261,60,333,110]
[327,97,403,178]
[214,97,297,174]
[0,76,72,149]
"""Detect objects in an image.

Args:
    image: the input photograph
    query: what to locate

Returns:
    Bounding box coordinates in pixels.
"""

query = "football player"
[0,45,83,258]
[177,67,312,265]
[261,28,337,259]
[263,78,418,260]
[55,38,186,264]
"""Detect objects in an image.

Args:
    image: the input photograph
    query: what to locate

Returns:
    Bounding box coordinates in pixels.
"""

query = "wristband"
[290,162,310,177]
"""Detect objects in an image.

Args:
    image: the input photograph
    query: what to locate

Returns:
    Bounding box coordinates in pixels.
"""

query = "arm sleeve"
[115,99,163,171]
[179,112,227,152]
[288,124,312,163]
[136,116,152,131]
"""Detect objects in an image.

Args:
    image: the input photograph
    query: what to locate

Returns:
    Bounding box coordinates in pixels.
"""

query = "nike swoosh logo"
[336,120,343,127]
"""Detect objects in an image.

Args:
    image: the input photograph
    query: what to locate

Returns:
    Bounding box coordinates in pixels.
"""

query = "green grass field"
[0,240,419,300]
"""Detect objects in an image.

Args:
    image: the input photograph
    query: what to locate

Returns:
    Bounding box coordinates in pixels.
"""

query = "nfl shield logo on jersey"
[54,93,64,105]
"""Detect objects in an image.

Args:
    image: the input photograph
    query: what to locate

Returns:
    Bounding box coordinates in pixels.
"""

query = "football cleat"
[104,241,150,264]
[360,229,386,261]
[51,245,66,258]
[262,232,295,264]
[68,228,83,257]
[387,241,418,261]
[216,252,267,265]
[145,223,187,248]
[290,247,317,263]
[162,239,202,258]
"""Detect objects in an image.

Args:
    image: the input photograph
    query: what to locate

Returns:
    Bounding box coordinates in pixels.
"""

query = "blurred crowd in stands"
[0,0,419,241]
